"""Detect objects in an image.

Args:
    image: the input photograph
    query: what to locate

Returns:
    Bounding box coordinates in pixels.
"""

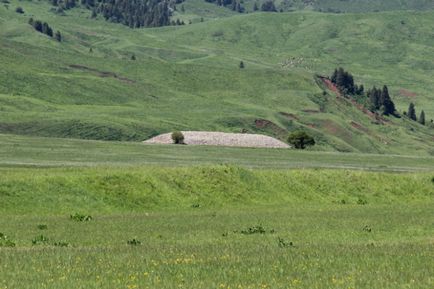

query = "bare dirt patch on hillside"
[399,88,417,99]
[144,131,290,148]
[69,64,135,84]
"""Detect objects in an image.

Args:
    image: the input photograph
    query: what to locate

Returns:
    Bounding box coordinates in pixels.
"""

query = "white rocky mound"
[144,131,290,149]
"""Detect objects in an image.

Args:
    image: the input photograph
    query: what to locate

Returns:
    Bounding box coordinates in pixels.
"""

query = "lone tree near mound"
[171,131,185,144]
[287,131,315,149]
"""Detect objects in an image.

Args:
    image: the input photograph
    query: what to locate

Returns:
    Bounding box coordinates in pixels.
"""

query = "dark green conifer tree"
[408,103,417,121]
[419,110,426,125]
[54,30,62,42]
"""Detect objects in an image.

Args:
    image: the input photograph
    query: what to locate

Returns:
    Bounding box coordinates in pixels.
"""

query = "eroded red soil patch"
[399,88,417,98]
[69,64,135,84]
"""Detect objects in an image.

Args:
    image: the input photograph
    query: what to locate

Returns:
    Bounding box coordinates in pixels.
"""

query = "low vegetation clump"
[37,224,48,230]
[277,237,293,248]
[31,234,49,245]
[70,213,93,222]
[53,241,69,247]
[287,130,315,149]
[127,238,141,246]
[0,233,15,247]
[171,131,185,144]
[238,225,275,235]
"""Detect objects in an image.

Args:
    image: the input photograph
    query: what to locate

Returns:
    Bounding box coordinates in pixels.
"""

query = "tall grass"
[1,165,433,214]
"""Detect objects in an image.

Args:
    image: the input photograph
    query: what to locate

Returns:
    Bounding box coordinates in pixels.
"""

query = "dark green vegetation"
[1,1,434,154]
[330,68,396,116]
[171,130,184,144]
[287,130,315,149]
[50,0,178,28]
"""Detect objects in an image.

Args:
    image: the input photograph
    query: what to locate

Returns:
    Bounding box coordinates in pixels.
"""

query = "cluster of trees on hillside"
[405,103,432,126]
[259,0,277,12]
[50,0,77,10]
[28,18,62,41]
[330,68,396,116]
[329,68,433,127]
[94,0,172,27]
[49,0,179,28]
[204,0,244,13]
[331,67,363,95]
[204,0,281,13]
[366,86,395,116]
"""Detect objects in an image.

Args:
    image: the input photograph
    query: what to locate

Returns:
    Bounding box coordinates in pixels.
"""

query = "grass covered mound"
[1,165,433,214]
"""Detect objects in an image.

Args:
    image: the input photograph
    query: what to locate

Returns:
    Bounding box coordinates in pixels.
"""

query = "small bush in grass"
[357,198,368,205]
[15,6,24,13]
[53,241,69,247]
[278,237,293,248]
[127,238,141,246]
[0,233,15,247]
[32,235,49,245]
[70,213,92,222]
[171,131,184,144]
[37,224,48,230]
[238,225,275,235]
[363,225,372,233]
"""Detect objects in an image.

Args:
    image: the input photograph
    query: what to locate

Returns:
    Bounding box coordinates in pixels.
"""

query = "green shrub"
[37,224,48,230]
[127,238,141,245]
[0,233,15,247]
[53,241,69,247]
[32,235,49,245]
[287,131,315,149]
[70,213,92,222]
[171,131,185,144]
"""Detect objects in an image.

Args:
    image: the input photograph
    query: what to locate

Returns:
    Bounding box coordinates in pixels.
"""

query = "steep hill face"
[0,1,433,154]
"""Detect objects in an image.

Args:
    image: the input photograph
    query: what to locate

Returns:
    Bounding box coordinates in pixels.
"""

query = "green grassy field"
[0,161,433,288]
[1,204,434,289]
[2,133,434,171]
[0,134,433,288]
[1,2,434,154]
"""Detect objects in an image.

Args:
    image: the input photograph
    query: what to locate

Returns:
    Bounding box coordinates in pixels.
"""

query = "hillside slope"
[0,2,433,154]
[175,0,434,21]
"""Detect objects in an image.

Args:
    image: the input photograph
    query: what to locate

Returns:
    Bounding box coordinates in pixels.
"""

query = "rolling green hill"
[204,0,434,13]
[0,1,433,154]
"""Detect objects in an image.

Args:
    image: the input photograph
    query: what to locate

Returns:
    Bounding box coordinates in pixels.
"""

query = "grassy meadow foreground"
[0,136,433,288]
[1,204,434,289]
